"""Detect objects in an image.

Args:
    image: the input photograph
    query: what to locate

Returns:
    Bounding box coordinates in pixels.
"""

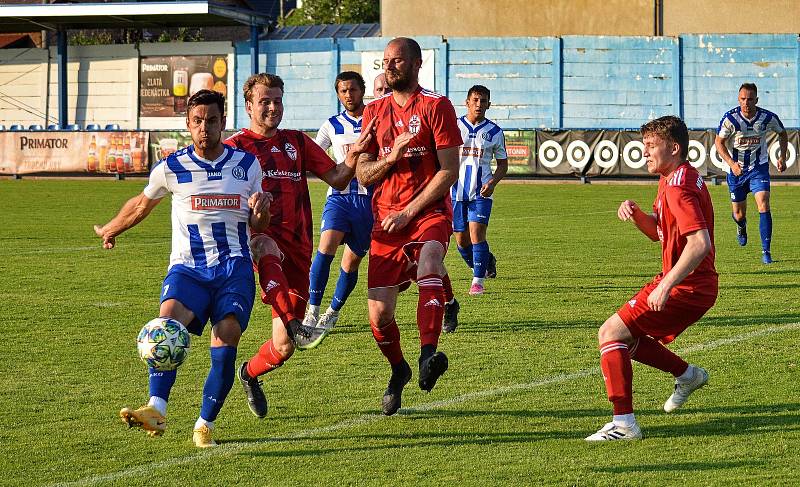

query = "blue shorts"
[320,194,374,257]
[160,256,255,336]
[727,163,770,202]
[452,198,493,232]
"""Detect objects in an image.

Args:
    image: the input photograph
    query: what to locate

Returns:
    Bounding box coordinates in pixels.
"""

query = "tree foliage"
[283,0,379,26]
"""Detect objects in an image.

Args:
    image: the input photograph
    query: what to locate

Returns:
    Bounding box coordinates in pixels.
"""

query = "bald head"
[387,37,422,61]
[373,73,390,97]
[383,37,422,93]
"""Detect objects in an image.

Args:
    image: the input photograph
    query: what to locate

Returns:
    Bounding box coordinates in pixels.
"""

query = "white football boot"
[585,421,642,441]
[664,365,708,413]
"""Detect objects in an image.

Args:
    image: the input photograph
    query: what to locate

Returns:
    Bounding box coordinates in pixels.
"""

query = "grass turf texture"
[1,179,799,486]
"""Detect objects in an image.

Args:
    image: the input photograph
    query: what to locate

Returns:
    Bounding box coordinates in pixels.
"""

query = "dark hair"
[187,89,225,115]
[640,115,689,160]
[335,71,366,92]
[392,37,422,61]
[739,82,758,95]
[243,73,284,102]
[467,85,491,100]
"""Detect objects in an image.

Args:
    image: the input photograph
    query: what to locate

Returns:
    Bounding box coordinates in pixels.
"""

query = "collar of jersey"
[187,145,234,172]
[460,115,490,133]
[340,110,362,130]
[390,85,423,113]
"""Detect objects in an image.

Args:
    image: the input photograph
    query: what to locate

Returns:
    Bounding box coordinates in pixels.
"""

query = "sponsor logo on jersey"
[284,143,298,161]
[461,147,483,157]
[736,135,761,146]
[408,115,421,135]
[191,194,241,210]
[265,169,302,181]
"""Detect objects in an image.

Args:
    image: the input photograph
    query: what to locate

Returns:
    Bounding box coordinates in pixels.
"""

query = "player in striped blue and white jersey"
[715,83,788,264]
[95,90,272,448]
[451,85,508,297]
[304,71,374,330]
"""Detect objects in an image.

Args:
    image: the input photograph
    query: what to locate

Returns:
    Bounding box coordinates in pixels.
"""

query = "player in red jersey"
[225,73,365,418]
[586,116,718,441]
[353,38,462,416]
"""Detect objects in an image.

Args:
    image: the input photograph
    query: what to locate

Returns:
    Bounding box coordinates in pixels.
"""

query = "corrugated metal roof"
[264,23,380,40]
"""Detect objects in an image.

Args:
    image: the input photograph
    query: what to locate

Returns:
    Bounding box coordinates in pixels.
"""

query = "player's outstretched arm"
[248,192,272,233]
[714,135,741,176]
[618,199,658,241]
[94,193,160,249]
[646,228,711,311]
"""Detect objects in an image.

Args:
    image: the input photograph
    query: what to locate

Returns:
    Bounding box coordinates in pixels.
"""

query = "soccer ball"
[136,317,191,370]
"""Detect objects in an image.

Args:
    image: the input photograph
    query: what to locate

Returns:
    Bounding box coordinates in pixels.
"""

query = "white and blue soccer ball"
[136,317,191,370]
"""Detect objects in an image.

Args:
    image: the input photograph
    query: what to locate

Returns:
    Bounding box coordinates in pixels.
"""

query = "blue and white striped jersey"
[315,110,370,196]
[144,145,263,271]
[717,106,785,173]
[452,116,507,201]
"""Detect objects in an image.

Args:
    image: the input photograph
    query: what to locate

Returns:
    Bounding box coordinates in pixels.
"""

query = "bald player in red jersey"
[586,116,718,442]
[225,73,363,419]
[353,37,462,416]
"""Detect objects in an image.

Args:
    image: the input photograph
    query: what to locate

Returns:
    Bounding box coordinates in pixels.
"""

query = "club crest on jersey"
[191,194,241,210]
[481,132,492,141]
[284,142,297,161]
[232,166,246,181]
[408,115,421,135]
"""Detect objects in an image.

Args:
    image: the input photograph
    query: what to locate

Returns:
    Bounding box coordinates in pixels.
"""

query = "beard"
[386,67,414,92]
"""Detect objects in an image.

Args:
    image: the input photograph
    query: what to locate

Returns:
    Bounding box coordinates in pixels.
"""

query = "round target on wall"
[687,140,707,169]
[769,141,796,168]
[593,140,619,169]
[566,140,591,169]
[537,140,564,168]
[622,141,646,169]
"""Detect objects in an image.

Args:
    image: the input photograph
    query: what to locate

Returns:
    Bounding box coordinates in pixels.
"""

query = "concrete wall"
[663,1,800,35]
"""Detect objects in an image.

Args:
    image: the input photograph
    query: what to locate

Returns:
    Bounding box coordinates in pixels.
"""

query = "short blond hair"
[243,73,284,103]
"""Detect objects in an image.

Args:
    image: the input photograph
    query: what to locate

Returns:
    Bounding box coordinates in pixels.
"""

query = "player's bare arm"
[248,192,273,233]
[480,157,508,197]
[647,228,711,311]
[94,193,161,249]
[618,199,658,241]
[777,130,788,172]
[356,130,414,186]
[382,145,460,233]
[714,135,742,176]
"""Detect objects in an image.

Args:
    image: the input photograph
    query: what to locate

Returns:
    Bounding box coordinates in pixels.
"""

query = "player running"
[452,84,508,295]
[95,90,271,447]
[715,82,788,264]
[586,116,717,441]
[303,71,373,330]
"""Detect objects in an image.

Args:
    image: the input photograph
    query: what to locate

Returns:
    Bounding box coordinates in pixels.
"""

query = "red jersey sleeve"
[430,97,463,150]
[300,132,336,177]
[665,184,708,236]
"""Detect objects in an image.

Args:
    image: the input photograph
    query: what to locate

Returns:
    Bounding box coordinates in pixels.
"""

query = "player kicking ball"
[586,116,718,441]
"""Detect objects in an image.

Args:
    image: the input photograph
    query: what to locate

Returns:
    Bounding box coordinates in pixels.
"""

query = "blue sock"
[732,213,746,228]
[309,251,335,307]
[331,268,358,311]
[148,368,177,401]
[457,245,474,269]
[759,211,772,252]
[472,241,490,278]
[200,346,237,422]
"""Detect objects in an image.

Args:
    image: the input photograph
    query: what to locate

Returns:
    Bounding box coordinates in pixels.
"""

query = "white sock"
[147,396,167,416]
[325,306,339,316]
[613,413,636,428]
[194,417,214,430]
[677,365,695,382]
[445,298,455,305]
[471,277,485,286]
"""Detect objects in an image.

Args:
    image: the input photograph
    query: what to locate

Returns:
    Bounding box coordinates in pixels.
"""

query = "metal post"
[250,24,259,74]
[57,28,68,129]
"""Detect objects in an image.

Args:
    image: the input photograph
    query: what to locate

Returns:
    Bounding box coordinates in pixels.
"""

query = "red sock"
[442,272,454,303]
[370,319,404,365]
[257,254,297,325]
[600,341,633,415]
[246,339,287,377]
[630,336,689,377]
[417,274,444,348]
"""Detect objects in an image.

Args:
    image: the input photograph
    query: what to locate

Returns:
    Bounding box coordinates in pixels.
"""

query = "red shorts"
[617,279,717,343]
[367,212,451,290]
[252,233,310,320]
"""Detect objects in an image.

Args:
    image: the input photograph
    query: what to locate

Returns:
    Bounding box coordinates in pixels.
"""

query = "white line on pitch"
[53,321,800,487]
[10,241,167,255]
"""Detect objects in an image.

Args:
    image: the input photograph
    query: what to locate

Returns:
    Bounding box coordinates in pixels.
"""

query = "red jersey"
[362,86,462,224]
[653,163,718,297]
[224,128,335,258]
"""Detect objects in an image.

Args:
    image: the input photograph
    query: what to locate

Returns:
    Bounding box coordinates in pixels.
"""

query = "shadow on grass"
[699,313,800,327]
[595,459,765,474]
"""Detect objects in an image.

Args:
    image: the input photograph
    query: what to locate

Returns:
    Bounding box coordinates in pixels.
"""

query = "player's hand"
[479,180,496,197]
[617,200,641,222]
[350,118,376,155]
[387,131,415,164]
[249,192,273,227]
[94,224,116,250]
[647,282,671,311]
[730,164,742,177]
[381,210,411,233]
[777,156,786,173]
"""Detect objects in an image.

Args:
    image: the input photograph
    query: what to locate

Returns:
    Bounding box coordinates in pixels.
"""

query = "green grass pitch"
[1,179,799,486]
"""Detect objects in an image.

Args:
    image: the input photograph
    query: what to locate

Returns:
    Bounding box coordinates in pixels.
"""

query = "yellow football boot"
[119,405,166,437]
[192,424,217,448]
